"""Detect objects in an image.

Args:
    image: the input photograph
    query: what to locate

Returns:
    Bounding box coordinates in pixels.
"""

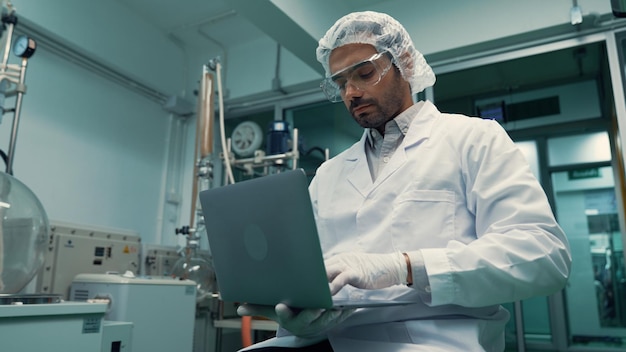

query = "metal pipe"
[514,300,526,352]
[5,57,27,175]
[231,151,297,165]
[1,23,13,68]
[189,68,216,227]
[200,69,214,157]
[291,128,298,169]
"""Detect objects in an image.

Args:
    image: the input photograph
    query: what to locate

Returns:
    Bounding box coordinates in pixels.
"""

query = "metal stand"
[224,127,300,179]
[0,2,33,175]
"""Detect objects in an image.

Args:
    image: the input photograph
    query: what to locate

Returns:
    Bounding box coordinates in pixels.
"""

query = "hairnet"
[316,11,435,95]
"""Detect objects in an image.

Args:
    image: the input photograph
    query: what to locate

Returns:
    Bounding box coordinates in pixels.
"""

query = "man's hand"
[325,251,407,294]
[237,303,355,338]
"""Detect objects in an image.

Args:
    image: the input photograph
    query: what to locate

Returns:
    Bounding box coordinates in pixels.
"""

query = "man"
[238,11,571,351]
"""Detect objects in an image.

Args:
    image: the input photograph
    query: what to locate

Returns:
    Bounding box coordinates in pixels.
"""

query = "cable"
[215,61,235,184]
[305,146,326,157]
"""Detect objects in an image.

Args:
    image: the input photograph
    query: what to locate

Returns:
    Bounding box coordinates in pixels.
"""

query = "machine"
[70,272,197,352]
[36,221,142,299]
[0,296,110,352]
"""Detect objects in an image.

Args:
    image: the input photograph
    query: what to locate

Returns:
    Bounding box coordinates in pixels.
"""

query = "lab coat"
[241,101,571,351]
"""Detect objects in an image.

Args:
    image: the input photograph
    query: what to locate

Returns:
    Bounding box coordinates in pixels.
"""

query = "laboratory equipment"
[0,139,126,352]
[102,320,133,352]
[171,225,216,303]
[0,298,108,352]
[231,120,263,157]
[172,64,218,299]
[70,272,197,352]
[0,171,47,294]
[142,243,181,276]
[0,0,37,175]
[206,57,300,182]
[0,0,46,298]
[36,222,142,299]
[0,3,128,351]
[224,123,300,178]
[266,120,291,156]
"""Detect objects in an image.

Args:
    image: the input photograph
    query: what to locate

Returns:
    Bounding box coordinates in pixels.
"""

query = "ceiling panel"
[116,0,603,105]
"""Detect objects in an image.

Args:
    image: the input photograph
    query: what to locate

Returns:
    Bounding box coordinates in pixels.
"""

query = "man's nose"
[343,80,363,100]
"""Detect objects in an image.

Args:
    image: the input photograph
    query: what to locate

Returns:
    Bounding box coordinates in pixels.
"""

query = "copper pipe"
[241,315,253,347]
[200,71,214,157]
[189,67,215,227]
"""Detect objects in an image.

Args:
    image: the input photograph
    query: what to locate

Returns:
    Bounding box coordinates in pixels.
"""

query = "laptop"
[199,168,412,309]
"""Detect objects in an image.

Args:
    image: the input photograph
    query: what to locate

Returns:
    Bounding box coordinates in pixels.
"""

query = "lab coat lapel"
[373,144,407,186]
[345,132,374,197]
[372,101,437,185]
[402,100,438,147]
[344,101,439,195]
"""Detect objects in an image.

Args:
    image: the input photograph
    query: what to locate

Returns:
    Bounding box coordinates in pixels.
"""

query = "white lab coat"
[241,101,571,351]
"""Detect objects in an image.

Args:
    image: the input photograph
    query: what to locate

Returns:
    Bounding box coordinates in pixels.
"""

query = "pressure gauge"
[12,35,36,58]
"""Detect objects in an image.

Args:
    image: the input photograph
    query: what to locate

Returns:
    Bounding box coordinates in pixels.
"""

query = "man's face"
[328,44,412,132]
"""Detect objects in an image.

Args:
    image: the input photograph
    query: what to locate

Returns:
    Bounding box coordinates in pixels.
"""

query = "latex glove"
[237,303,355,338]
[325,251,407,295]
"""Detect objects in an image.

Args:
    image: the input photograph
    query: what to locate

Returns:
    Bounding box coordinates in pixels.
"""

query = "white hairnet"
[316,11,435,95]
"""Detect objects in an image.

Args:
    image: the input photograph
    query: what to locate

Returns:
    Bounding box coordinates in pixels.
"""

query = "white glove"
[237,303,355,338]
[325,251,407,295]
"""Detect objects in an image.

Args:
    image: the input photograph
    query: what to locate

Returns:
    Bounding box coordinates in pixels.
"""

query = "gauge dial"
[13,35,36,58]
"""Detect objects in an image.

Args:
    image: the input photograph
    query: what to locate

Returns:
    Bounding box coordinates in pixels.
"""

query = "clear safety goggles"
[320,51,394,103]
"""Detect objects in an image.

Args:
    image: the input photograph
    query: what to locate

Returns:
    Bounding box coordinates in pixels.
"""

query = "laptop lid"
[200,169,334,309]
[200,169,413,310]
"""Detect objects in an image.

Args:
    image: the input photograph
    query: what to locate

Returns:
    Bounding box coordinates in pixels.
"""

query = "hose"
[216,61,235,185]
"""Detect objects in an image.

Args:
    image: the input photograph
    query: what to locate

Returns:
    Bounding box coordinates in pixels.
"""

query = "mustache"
[349,99,376,113]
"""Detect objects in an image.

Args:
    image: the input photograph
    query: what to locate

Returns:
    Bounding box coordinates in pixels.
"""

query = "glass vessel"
[0,172,48,294]
[171,238,216,303]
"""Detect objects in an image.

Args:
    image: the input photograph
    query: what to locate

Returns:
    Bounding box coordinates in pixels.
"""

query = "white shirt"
[364,101,417,181]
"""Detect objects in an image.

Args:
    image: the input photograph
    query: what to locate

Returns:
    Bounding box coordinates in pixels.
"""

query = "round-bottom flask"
[171,240,216,303]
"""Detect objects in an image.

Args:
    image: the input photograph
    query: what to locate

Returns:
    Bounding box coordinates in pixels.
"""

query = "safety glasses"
[320,51,394,103]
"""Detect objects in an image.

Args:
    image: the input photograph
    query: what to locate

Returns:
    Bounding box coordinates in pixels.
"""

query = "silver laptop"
[199,168,412,309]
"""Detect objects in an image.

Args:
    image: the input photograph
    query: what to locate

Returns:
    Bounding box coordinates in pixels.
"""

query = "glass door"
[430,27,626,348]
[549,132,626,349]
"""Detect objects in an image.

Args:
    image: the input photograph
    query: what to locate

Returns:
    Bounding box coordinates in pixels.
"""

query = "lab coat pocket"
[391,190,455,249]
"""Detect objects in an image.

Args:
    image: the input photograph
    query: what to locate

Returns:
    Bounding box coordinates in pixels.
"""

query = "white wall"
[4,0,191,244]
[15,0,186,93]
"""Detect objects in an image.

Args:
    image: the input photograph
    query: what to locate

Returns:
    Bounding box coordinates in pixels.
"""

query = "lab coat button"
[425,285,431,293]
[383,156,390,163]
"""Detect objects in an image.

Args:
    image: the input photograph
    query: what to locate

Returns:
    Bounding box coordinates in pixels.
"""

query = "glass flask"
[171,238,216,303]
[0,171,48,294]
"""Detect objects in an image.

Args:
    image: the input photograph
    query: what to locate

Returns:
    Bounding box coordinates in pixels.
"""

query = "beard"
[348,76,408,132]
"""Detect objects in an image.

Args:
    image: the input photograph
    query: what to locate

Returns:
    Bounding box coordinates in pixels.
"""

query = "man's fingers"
[237,304,276,319]
[329,272,352,295]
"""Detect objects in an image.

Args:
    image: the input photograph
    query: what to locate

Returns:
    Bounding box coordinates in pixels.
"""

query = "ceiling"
[116,0,609,108]
[119,0,263,51]
[117,0,389,67]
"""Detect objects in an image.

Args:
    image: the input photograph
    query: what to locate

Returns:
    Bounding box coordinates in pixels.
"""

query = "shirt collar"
[365,101,425,148]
